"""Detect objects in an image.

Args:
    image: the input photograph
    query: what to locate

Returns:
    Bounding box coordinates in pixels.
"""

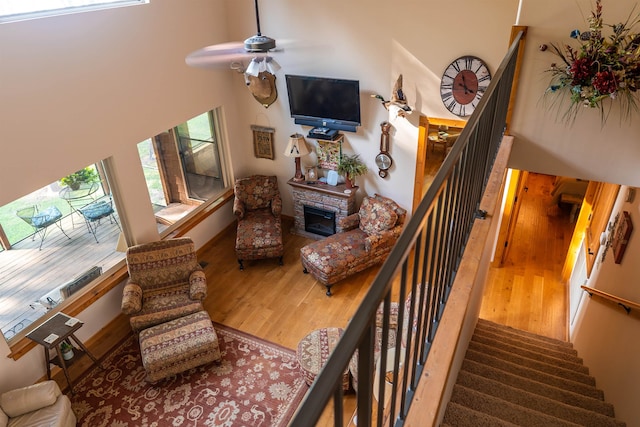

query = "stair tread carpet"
[465,348,604,399]
[468,341,593,384]
[476,319,574,349]
[472,328,581,361]
[461,359,615,416]
[456,370,622,425]
[442,402,521,427]
[443,320,626,426]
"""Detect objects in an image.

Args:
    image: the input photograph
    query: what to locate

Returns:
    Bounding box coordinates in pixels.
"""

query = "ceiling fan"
[185,0,282,77]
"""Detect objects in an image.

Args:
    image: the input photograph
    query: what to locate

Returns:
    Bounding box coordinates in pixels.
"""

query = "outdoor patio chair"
[16,205,70,250]
[77,196,120,243]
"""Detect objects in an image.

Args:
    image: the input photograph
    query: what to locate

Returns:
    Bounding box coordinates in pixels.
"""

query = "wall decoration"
[251,125,275,159]
[316,139,342,170]
[541,0,640,124]
[612,211,633,264]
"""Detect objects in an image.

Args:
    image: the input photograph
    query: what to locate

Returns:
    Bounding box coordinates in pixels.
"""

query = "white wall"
[509,0,640,187]
[571,187,640,425]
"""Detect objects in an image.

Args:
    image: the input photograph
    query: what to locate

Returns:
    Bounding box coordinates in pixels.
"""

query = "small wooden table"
[26,312,102,393]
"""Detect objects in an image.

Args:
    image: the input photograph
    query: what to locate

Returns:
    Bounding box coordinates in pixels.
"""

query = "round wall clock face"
[440,56,491,117]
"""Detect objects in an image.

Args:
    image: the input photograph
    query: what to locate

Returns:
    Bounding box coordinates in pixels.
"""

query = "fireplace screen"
[304,205,336,237]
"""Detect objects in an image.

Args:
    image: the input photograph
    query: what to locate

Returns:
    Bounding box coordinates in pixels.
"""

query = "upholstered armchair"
[233,175,284,270]
[301,194,406,295]
[121,237,207,333]
[0,380,76,427]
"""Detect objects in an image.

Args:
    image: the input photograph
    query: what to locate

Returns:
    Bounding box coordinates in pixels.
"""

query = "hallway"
[480,173,576,341]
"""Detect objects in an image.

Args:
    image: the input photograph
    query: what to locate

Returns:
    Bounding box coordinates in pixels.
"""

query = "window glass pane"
[0,161,123,341]
[137,138,167,208]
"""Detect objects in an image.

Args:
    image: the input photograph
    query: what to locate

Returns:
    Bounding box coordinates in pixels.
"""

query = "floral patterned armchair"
[233,175,284,270]
[300,194,406,296]
[121,237,207,333]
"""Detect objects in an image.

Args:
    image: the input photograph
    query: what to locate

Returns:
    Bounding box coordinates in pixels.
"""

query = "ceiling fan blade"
[185,42,248,68]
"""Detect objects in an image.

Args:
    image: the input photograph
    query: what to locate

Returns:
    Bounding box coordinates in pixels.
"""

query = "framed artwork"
[251,125,275,160]
[316,138,343,170]
[612,211,633,264]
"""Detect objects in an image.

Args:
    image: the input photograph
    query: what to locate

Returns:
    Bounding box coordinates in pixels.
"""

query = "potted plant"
[60,167,99,191]
[60,341,74,360]
[338,154,368,189]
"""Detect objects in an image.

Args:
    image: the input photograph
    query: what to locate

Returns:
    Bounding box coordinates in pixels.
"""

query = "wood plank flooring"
[479,173,575,340]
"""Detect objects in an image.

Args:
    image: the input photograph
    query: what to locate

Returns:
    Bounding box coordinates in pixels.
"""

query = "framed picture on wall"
[612,211,633,264]
[251,125,275,160]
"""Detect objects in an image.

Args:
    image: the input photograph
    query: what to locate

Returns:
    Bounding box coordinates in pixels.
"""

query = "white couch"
[0,381,75,427]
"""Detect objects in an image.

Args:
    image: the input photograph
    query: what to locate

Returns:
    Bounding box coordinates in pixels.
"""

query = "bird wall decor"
[372,74,413,118]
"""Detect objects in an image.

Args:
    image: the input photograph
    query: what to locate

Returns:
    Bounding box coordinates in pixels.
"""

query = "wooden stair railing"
[581,285,640,314]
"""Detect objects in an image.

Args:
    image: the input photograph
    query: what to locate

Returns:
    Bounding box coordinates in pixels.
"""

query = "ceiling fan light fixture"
[245,58,262,77]
[265,57,281,74]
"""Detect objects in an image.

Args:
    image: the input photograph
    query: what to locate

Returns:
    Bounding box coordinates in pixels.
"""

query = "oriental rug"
[71,323,308,427]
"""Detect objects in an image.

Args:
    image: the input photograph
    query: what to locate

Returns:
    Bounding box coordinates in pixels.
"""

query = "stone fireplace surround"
[287,179,358,239]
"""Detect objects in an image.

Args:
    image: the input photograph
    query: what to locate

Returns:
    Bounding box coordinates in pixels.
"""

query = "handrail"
[289,30,526,427]
[581,285,640,314]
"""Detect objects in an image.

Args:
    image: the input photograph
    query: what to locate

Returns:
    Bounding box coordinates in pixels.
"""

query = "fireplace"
[304,206,336,237]
[287,179,357,240]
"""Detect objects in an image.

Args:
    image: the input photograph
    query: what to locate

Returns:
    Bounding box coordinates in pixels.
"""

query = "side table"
[26,312,102,393]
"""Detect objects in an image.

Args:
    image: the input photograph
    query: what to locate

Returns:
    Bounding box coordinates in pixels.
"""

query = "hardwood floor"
[479,173,575,340]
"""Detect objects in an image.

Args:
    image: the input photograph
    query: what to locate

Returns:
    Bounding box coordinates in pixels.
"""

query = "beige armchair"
[300,194,406,295]
[121,237,207,333]
[233,175,284,270]
[0,381,75,427]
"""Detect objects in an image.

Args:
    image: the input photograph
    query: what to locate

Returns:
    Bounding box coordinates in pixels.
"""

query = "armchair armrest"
[271,194,282,216]
[365,227,401,252]
[189,269,207,300]
[121,282,143,314]
[0,381,61,418]
[233,198,246,220]
[338,213,360,231]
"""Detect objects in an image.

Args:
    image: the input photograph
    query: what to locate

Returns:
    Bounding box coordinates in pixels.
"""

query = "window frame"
[0,0,148,24]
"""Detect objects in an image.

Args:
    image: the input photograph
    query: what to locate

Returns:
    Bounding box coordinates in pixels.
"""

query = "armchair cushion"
[358,196,398,235]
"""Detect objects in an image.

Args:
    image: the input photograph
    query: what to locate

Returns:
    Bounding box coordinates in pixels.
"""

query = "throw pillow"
[359,197,398,235]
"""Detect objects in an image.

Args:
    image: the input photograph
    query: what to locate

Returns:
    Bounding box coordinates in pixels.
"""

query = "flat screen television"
[285,74,361,133]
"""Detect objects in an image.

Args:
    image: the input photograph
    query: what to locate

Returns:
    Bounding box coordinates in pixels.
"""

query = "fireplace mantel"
[287,179,358,239]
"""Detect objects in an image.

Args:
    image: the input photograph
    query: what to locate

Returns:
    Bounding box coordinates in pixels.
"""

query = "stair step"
[442,402,520,427]
[477,319,574,349]
[470,335,585,370]
[456,370,623,426]
[449,384,582,426]
[468,341,593,383]
[473,327,579,360]
[465,349,603,399]
[461,359,614,416]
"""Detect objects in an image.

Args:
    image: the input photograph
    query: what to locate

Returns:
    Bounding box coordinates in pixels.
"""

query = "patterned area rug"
[71,323,308,427]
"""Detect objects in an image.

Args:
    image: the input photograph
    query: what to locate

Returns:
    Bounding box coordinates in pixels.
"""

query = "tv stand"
[308,127,339,140]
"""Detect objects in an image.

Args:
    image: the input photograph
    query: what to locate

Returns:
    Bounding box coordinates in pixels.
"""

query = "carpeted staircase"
[442,319,626,426]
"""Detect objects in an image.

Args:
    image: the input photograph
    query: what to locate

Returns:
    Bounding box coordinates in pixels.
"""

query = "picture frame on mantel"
[251,125,275,160]
[612,211,633,264]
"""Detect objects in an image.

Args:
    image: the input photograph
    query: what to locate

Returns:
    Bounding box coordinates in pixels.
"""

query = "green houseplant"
[60,167,99,190]
[338,154,368,189]
[60,340,74,360]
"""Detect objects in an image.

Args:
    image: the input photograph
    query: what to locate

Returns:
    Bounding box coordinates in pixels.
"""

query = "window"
[0,161,123,341]
[137,109,230,227]
[0,0,147,23]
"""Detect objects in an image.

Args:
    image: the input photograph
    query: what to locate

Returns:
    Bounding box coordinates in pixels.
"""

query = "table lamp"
[284,133,310,182]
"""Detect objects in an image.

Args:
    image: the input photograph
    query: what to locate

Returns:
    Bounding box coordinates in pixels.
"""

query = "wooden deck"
[0,212,124,339]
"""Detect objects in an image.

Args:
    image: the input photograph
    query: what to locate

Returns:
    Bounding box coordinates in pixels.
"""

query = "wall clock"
[440,56,491,117]
[375,121,392,178]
